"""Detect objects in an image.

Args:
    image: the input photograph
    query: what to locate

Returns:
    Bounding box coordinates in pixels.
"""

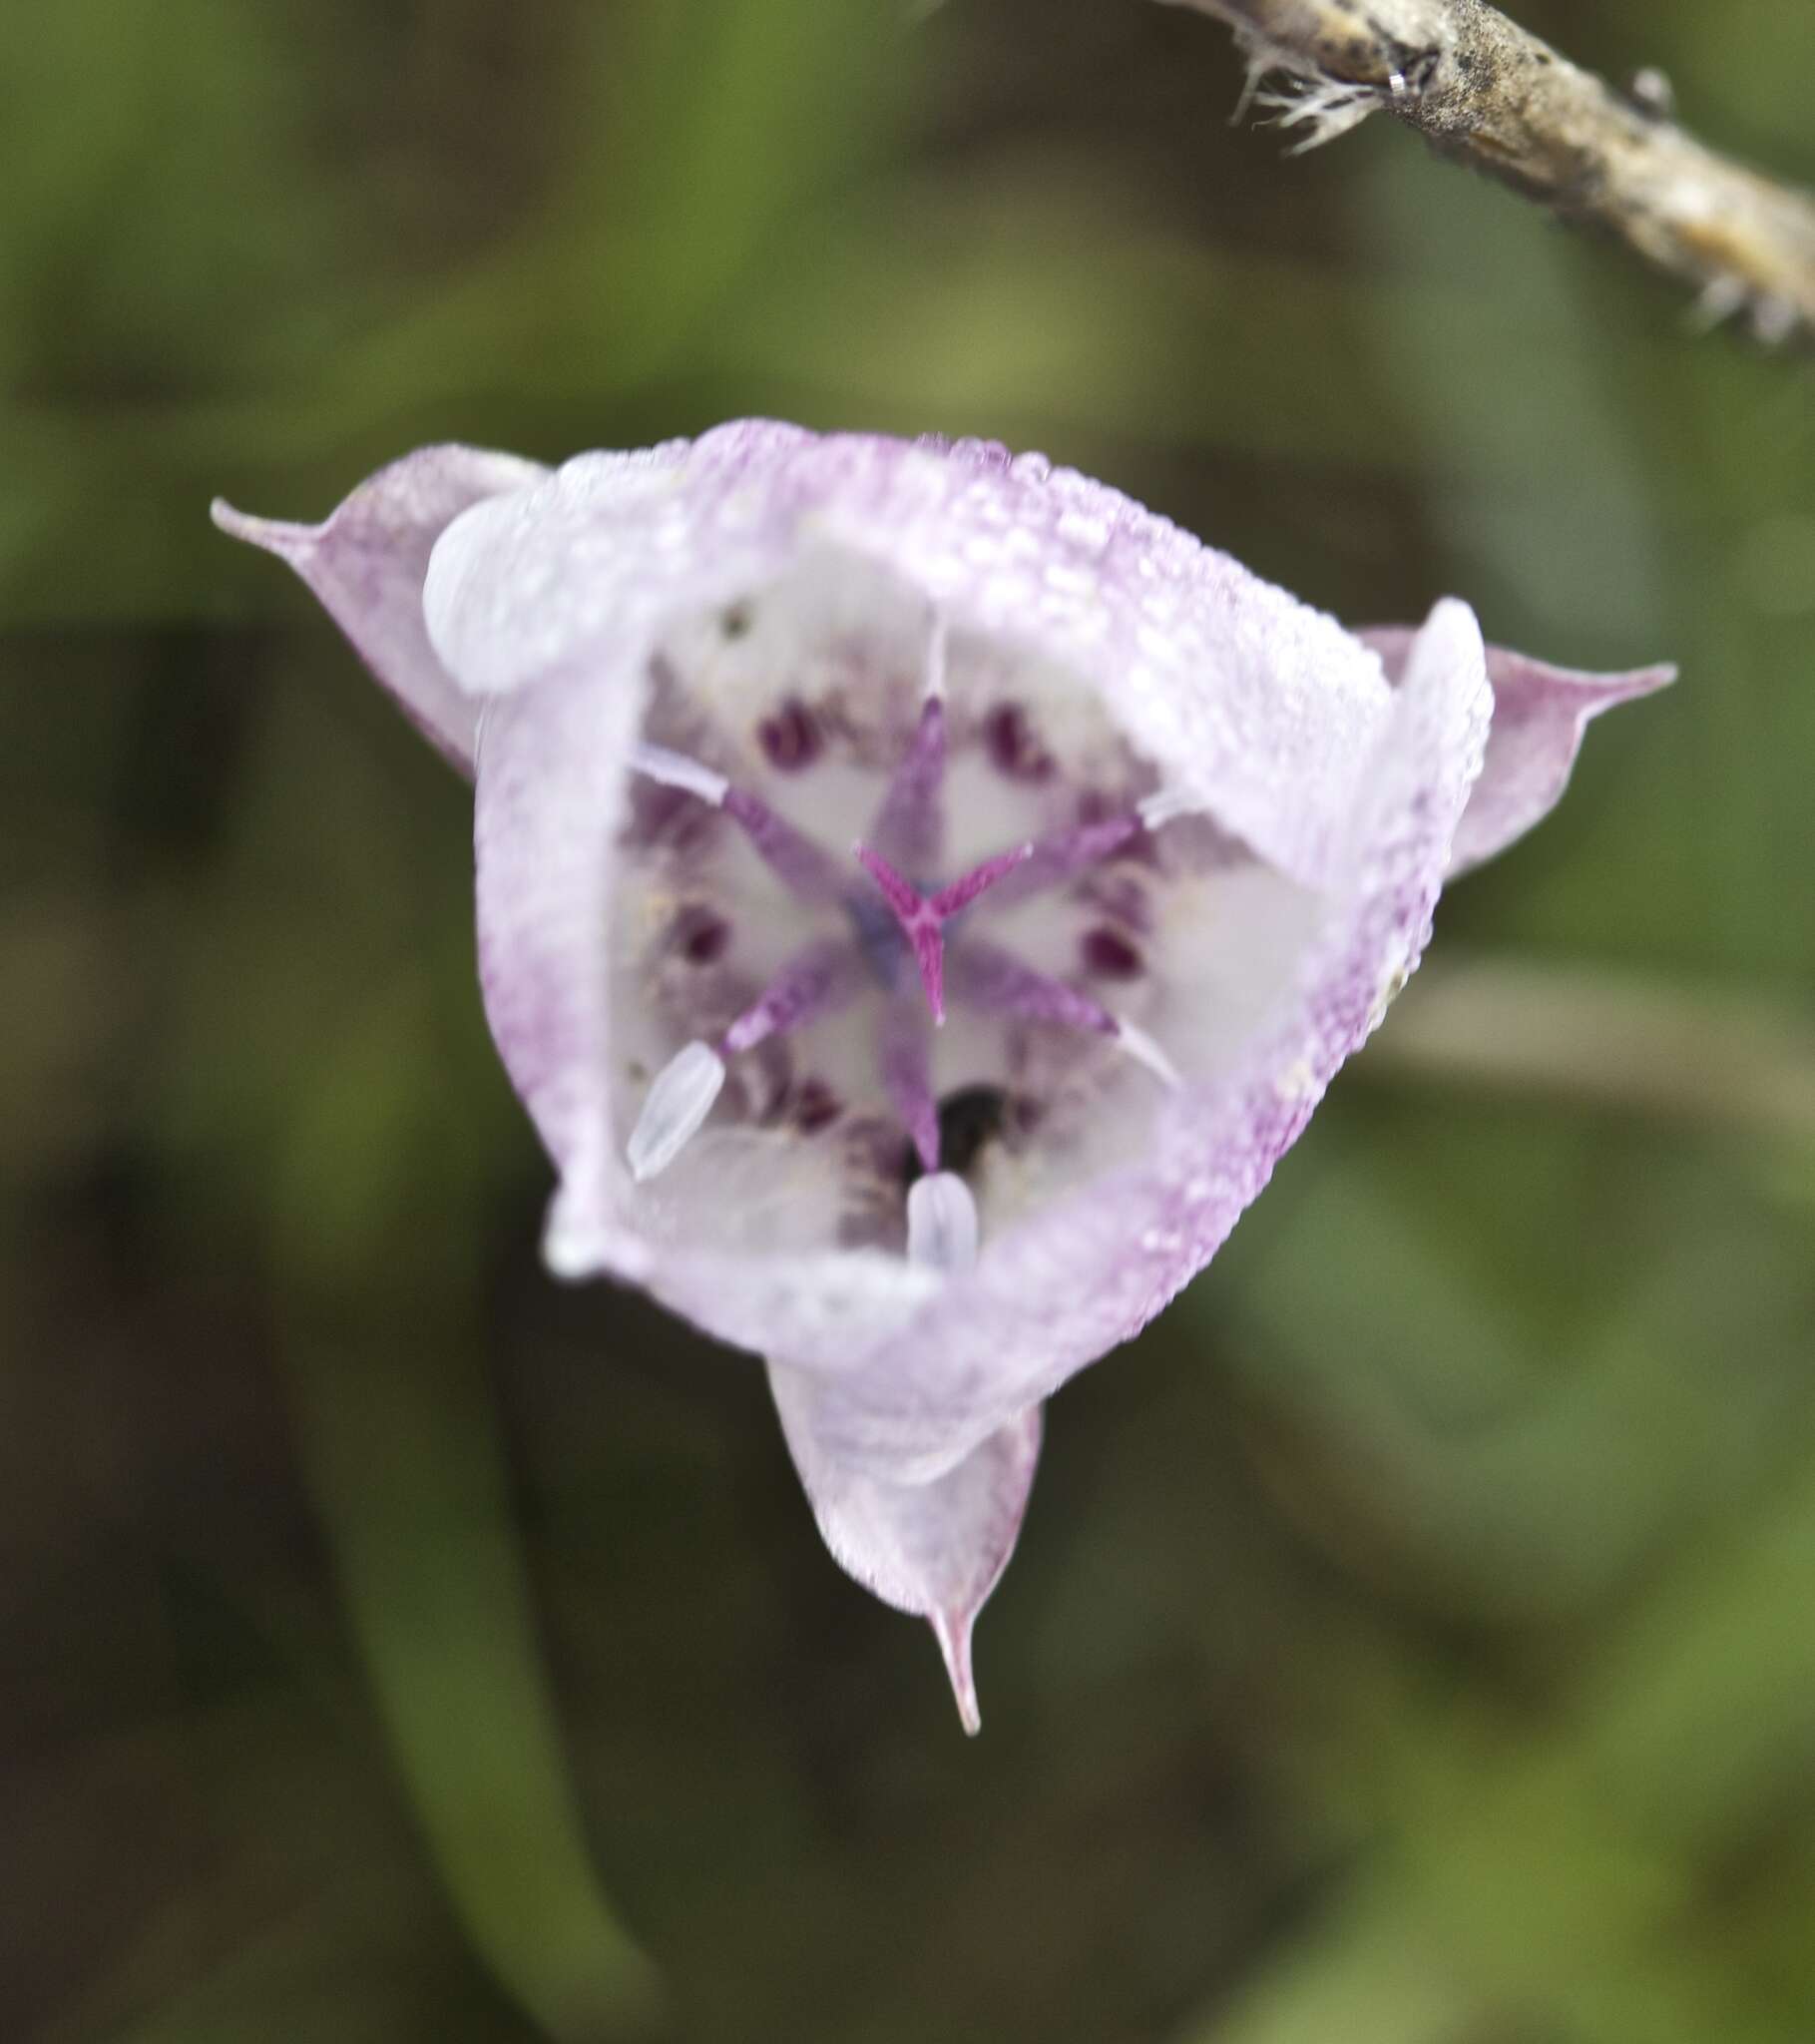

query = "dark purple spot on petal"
[757,697,823,771]
[982,703,1056,783]
[720,601,754,640]
[1006,1094,1045,1141]
[794,1078,843,1134]
[1082,926,1143,979]
[673,905,730,965]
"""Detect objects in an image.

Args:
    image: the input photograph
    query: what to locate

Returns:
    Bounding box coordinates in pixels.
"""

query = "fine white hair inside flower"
[611,544,1324,1271]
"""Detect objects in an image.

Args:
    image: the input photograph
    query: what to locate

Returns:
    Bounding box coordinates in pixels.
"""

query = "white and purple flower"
[215,423,1670,1729]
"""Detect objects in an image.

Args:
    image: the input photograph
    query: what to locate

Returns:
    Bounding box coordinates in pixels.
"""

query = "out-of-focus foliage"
[4,2,1814,2040]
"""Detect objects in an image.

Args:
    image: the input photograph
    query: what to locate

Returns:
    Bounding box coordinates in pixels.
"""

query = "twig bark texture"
[1164,0,1815,341]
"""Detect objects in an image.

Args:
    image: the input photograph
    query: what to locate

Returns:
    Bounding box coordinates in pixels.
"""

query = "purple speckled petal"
[768,1365,1041,1734]
[1361,627,1674,875]
[422,423,1392,883]
[778,600,1491,1483]
[213,445,548,773]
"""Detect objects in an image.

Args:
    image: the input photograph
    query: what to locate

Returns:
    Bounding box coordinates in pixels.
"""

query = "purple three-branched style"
[215,422,1671,1730]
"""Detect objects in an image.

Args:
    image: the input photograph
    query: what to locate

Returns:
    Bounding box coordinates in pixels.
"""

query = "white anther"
[1114,1017,1182,1089]
[630,742,729,806]
[1137,786,1206,830]
[907,1172,980,1275]
[627,1041,726,1181]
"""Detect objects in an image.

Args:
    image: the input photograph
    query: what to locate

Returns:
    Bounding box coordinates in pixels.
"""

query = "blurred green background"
[6,2,1815,2039]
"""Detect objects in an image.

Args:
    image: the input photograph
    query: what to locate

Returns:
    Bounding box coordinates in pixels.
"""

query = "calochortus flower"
[215,423,1670,1730]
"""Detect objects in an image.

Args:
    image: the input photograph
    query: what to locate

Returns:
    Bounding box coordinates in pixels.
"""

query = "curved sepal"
[213,445,548,773]
[1361,627,1674,875]
[768,1364,1042,1734]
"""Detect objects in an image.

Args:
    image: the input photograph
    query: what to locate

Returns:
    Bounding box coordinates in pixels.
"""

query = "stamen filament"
[994,788,1209,913]
[721,938,863,1055]
[628,942,864,1180]
[722,787,847,902]
[868,696,947,871]
[628,742,844,902]
[947,941,1182,1087]
[882,999,941,1174]
[946,940,1119,1037]
[989,813,1140,907]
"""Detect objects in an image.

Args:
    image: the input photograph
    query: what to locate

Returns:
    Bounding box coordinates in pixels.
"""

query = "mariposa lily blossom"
[215,423,1671,1730]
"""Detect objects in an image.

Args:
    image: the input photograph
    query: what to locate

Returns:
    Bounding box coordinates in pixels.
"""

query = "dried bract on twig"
[1162,0,1815,343]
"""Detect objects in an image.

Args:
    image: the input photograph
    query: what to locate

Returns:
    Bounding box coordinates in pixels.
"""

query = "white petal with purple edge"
[213,445,548,773]
[421,424,1394,882]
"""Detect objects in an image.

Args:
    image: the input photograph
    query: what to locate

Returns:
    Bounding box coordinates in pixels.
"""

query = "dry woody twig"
[1163,0,1815,341]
